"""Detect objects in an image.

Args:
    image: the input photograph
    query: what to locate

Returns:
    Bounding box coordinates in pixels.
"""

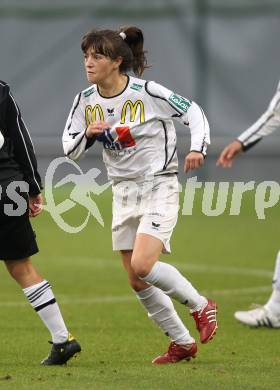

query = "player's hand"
[216,140,243,168]
[85,121,111,138]
[29,193,43,218]
[184,151,205,173]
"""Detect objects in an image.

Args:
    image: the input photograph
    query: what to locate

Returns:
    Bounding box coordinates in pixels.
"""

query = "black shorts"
[0,192,39,261]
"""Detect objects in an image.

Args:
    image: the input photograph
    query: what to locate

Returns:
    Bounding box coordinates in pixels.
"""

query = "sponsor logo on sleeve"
[168,93,192,113]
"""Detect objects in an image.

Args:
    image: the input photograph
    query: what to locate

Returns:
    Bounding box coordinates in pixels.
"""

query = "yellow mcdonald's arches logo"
[120,100,145,124]
[85,104,104,126]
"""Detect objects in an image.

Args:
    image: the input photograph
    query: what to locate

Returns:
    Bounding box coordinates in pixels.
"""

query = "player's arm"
[145,81,210,173]
[85,121,111,139]
[217,83,280,168]
[183,101,210,172]
[6,85,42,196]
[63,93,99,160]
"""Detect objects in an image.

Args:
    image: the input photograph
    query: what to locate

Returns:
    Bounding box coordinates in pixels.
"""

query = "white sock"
[265,289,280,316]
[272,251,280,291]
[23,280,68,344]
[264,251,280,316]
[140,261,207,311]
[136,286,194,345]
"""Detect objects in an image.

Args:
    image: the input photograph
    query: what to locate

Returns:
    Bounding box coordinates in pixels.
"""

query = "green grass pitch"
[0,186,279,389]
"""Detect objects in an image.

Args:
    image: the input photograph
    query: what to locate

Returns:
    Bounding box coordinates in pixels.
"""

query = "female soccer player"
[217,80,280,328]
[0,80,81,364]
[63,27,218,364]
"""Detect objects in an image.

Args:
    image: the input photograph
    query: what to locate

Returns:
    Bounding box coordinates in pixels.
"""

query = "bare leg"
[5,257,43,287]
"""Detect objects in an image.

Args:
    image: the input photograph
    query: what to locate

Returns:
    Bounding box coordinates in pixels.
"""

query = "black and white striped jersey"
[63,76,210,182]
[238,81,280,150]
[0,81,42,195]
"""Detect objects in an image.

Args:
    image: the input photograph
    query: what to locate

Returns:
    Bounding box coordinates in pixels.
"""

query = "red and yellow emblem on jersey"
[115,126,136,148]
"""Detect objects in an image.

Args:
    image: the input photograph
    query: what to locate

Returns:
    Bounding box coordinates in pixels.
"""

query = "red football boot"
[191,299,218,344]
[152,342,197,364]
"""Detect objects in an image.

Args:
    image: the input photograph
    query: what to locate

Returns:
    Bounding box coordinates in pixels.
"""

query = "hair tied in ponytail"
[119,32,126,40]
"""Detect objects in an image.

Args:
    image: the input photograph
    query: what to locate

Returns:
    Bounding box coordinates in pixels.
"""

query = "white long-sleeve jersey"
[238,80,280,150]
[63,76,210,182]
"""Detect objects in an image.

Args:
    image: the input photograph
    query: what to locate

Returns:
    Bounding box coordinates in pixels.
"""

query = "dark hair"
[81,26,149,76]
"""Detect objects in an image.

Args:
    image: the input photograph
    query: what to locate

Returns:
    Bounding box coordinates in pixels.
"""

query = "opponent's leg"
[5,257,81,364]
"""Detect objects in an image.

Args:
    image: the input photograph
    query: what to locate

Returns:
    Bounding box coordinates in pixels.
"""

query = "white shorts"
[112,174,179,253]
